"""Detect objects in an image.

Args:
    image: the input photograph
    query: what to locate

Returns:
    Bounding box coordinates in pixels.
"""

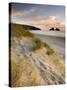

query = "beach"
[29,30,65,59]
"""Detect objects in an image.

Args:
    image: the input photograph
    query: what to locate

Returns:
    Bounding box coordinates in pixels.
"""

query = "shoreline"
[29,30,65,38]
[34,34,65,60]
[35,34,65,38]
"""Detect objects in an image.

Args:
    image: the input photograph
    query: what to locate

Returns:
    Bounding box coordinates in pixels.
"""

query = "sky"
[10,3,65,30]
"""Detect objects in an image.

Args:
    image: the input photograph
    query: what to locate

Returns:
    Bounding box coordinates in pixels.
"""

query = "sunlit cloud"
[29,16,65,30]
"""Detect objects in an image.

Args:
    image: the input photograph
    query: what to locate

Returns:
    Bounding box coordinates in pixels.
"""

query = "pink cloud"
[30,16,65,31]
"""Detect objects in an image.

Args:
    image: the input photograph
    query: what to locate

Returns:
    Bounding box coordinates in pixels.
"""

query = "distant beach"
[29,30,65,37]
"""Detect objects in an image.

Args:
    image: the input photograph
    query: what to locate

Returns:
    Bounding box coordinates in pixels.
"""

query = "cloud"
[29,16,65,30]
[11,7,37,18]
[11,8,65,31]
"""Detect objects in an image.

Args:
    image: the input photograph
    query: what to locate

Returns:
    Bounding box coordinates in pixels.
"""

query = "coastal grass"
[32,37,43,51]
[11,23,34,37]
[11,60,21,86]
[31,37,54,55]
[43,42,54,55]
[46,47,54,55]
[10,23,65,86]
[11,53,41,87]
[11,23,54,55]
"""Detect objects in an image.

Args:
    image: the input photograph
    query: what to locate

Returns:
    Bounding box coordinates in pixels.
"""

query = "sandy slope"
[10,37,65,87]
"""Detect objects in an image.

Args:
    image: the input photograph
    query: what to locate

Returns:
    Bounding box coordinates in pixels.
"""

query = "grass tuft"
[43,42,54,55]
[32,37,43,51]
